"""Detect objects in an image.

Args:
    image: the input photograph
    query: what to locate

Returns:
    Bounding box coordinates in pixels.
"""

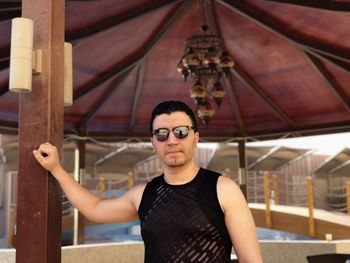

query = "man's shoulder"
[131,183,148,192]
[124,183,147,199]
[217,175,243,198]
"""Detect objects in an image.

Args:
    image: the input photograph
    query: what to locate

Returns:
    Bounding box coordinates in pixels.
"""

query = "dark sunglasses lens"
[174,127,189,139]
[155,129,169,142]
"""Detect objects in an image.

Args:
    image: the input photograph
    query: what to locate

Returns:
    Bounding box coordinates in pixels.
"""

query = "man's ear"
[150,137,155,147]
[195,132,199,144]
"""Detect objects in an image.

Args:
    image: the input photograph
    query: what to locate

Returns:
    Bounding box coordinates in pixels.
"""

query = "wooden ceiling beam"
[231,64,294,127]
[80,68,133,126]
[67,0,104,2]
[303,46,350,64]
[0,59,9,71]
[219,1,350,64]
[66,0,179,43]
[128,61,145,132]
[0,127,18,134]
[246,121,350,141]
[0,1,182,70]
[223,74,246,135]
[74,55,140,100]
[83,119,350,141]
[0,120,17,128]
[74,0,192,101]
[0,1,21,4]
[205,1,292,129]
[140,0,192,58]
[0,7,21,21]
[0,80,9,96]
[305,49,350,74]
[303,51,350,112]
[265,0,350,11]
[207,2,246,135]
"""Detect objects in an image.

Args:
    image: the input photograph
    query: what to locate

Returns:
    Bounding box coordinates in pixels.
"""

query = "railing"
[258,170,350,237]
[4,167,350,247]
[242,170,350,214]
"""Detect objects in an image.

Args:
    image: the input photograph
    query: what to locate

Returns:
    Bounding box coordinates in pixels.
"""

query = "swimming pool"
[63,223,318,245]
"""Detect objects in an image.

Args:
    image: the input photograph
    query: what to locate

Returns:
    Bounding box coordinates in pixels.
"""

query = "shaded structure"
[248,146,311,171]
[1,0,350,261]
[314,148,350,180]
[208,145,318,204]
[61,142,155,177]
[0,1,350,140]
[313,148,350,212]
[207,144,272,171]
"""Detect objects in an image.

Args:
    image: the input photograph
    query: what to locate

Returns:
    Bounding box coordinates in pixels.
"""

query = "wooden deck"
[249,203,350,240]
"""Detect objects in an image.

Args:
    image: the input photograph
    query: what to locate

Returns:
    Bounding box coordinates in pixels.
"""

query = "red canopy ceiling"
[0,0,350,141]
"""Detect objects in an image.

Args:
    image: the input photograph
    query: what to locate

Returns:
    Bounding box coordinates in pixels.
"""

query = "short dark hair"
[150,100,198,133]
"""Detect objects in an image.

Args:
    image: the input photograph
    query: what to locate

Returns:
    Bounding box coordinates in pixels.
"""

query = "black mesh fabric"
[138,168,232,263]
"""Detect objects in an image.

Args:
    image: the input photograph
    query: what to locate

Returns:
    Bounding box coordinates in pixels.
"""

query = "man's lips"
[165,149,183,155]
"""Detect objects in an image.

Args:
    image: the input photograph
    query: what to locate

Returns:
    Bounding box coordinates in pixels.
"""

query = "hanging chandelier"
[177,1,234,125]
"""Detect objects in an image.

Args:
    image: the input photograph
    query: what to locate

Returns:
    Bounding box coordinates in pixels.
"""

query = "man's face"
[151,111,199,168]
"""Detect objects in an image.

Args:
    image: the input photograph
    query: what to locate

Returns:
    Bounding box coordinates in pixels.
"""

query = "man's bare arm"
[217,176,263,263]
[33,143,145,223]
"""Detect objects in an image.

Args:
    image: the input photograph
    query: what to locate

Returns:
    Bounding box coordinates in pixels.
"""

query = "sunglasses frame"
[152,125,194,142]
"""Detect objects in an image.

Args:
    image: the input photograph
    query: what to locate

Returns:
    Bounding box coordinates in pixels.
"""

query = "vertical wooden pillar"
[98,177,106,199]
[272,174,279,205]
[16,0,64,262]
[238,139,247,199]
[263,171,272,228]
[8,208,15,247]
[307,176,315,237]
[128,171,134,189]
[346,181,350,215]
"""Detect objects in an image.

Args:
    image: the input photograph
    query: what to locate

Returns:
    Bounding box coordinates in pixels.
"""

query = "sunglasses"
[152,126,194,142]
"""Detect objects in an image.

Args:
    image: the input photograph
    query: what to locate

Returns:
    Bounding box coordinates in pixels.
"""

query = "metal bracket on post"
[238,168,246,185]
[32,49,42,74]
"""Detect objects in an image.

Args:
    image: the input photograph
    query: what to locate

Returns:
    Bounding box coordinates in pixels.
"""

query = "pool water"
[63,223,317,244]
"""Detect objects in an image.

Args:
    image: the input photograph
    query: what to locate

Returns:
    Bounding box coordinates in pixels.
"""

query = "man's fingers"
[37,143,55,154]
[33,142,59,160]
[33,149,46,164]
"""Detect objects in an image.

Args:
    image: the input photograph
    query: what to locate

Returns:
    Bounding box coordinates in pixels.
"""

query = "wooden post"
[346,181,350,215]
[223,168,231,178]
[263,171,272,228]
[8,208,15,247]
[272,174,279,205]
[238,139,247,200]
[128,171,134,189]
[16,0,64,262]
[98,177,105,199]
[307,176,316,237]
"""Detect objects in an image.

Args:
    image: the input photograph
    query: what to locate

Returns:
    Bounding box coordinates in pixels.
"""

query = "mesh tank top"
[138,168,232,263]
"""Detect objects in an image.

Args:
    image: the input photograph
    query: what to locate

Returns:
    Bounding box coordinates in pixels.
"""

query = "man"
[33,100,263,262]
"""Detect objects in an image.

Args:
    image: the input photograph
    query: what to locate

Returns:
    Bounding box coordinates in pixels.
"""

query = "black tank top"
[138,168,232,262]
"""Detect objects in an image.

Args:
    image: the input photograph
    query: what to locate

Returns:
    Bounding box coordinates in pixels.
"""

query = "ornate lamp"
[177,0,234,124]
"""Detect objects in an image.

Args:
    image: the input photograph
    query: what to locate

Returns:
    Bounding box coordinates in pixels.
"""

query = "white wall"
[1,241,350,263]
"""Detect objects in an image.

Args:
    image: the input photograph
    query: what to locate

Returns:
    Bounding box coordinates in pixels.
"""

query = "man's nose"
[167,131,178,144]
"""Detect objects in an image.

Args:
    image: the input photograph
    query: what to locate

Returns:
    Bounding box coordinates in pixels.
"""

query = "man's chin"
[165,158,185,167]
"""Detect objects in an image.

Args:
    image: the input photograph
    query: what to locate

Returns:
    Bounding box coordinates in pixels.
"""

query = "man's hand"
[33,142,62,174]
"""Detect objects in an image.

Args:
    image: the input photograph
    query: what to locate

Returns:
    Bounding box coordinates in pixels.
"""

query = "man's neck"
[162,162,199,185]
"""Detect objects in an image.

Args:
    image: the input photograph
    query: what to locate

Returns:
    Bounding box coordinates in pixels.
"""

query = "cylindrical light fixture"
[64,42,73,106]
[9,17,34,92]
